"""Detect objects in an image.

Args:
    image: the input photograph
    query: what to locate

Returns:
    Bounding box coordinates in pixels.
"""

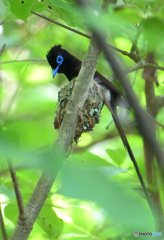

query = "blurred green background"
[0,0,164,239]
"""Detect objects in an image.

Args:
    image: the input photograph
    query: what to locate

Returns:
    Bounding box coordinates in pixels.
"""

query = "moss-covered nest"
[54,79,104,142]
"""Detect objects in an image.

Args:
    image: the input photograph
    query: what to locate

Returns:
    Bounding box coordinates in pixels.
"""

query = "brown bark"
[143,52,164,230]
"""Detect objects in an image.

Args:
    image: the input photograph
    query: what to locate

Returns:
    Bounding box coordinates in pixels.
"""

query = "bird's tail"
[111,111,139,169]
[111,112,128,149]
[111,111,150,202]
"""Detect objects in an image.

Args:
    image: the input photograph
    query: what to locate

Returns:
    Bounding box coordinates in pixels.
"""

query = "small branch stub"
[54,79,104,143]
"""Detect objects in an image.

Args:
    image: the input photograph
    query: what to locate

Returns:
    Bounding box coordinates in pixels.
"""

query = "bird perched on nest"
[47,45,129,114]
[47,44,131,149]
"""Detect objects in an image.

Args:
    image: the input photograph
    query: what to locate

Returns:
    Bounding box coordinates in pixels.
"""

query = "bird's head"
[46,44,81,81]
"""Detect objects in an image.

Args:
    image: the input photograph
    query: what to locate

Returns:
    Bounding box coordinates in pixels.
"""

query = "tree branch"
[108,60,164,82]
[142,52,164,229]
[56,38,102,150]
[10,29,103,240]
[11,171,58,240]
[0,59,46,65]
[7,159,25,218]
[31,10,90,39]
[127,61,164,74]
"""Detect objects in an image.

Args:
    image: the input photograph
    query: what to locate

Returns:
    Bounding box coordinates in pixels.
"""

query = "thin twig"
[130,3,149,58]
[31,10,90,39]
[7,159,25,218]
[2,58,163,73]
[130,23,142,57]
[0,44,6,57]
[127,61,164,73]
[0,203,8,240]
[108,60,164,83]
[0,59,46,65]
[31,10,139,62]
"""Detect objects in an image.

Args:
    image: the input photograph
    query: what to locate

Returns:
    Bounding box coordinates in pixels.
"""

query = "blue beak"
[52,65,59,78]
[52,55,64,78]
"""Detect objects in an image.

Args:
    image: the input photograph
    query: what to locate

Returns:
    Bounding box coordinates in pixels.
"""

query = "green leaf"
[69,151,128,176]
[5,203,18,225]
[37,205,64,238]
[4,0,47,21]
[0,126,27,160]
[32,1,48,13]
[59,163,154,232]
[143,17,164,51]
[106,148,126,166]
[69,152,112,167]
[49,0,83,28]
[101,166,128,177]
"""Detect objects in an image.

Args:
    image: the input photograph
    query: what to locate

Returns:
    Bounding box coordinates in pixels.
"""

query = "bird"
[46,44,131,147]
[46,44,128,113]
[46,45,147,200]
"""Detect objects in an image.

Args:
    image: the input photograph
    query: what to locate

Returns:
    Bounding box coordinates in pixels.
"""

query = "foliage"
[0,0,164,239]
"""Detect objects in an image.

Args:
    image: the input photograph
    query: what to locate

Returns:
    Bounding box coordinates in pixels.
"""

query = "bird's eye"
[57,55,63,64]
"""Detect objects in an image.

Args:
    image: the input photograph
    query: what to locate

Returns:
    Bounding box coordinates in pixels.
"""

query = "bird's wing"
[94,71,122,96]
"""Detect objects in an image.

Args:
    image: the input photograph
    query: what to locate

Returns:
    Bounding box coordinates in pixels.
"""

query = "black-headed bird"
[47,44,131,149]
[47,45,129,113]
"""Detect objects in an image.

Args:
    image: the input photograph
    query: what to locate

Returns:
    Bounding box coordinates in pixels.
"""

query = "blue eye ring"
[57,55,63,64]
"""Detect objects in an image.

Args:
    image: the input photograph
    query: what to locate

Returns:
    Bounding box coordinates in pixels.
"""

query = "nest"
[54,79,104,142]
